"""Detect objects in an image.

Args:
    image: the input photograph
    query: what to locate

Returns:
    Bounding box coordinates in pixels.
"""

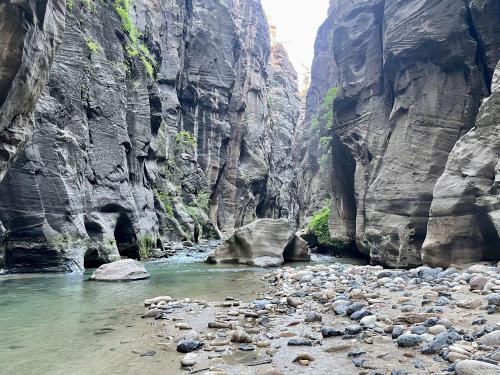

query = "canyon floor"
[139,262,500,375]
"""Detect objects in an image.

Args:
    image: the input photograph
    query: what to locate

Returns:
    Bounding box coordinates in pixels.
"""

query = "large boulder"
[89,259,150,282]
[206,219,310,267]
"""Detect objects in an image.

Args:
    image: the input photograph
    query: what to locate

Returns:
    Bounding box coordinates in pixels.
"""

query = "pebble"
[181,353,198,367]
[360,315,377,326]
[397,334,423,348]
[304,312,322,322]
[478,330,500,347]
[287,296,301,308]
[427,324,447,335]
[455,359,500,375]
[321,326,344,338]
[345,324,363,335]
[231,330,252,343]
[177,340,203,353]
[288,338,312,346]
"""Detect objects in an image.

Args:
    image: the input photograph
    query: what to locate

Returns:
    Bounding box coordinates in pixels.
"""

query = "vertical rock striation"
[423,62,500,266]
[303,0,500,266]
[0,0,65,268]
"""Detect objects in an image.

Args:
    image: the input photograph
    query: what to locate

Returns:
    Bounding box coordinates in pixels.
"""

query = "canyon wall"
[0,0,300,272]
[0,0,65,269]
[303,0,500,267]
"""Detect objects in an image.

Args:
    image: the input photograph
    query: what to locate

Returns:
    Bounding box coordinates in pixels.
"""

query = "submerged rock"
[206,219,310,267]
[89,260,150,282]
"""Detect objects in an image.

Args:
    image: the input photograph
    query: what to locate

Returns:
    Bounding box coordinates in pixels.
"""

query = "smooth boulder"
[89,259,150,282]
[206,219,310,267]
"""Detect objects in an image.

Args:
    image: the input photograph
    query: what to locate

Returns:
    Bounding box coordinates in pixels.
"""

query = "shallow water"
[0,251,364,375]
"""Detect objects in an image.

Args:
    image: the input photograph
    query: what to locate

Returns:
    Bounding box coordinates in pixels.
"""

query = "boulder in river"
[206,219,310,267]
[89,259,150,282]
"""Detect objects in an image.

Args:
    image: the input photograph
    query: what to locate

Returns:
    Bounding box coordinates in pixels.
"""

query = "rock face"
[0,0,65,182]
[303,0,500,266]
[0,0,301,272]
[89,259,150,282]
[423,62,500,266]
[206,219,310,267]
[0,0,65,268]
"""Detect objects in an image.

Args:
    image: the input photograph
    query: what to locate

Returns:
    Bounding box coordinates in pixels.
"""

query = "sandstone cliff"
[0,0,299,272]
[303,0,500,267]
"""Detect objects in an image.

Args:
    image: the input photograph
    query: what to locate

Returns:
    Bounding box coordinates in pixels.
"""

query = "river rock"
[305,312,322,323]
[397,334,423,348]
[177,340,203,353]
[455,360,500,375]
[321,326,344,338]
[288,338,312,346]
[469,276,490,291]
[487,293,500,306]
[206,219,310,267]
[181,353,198,367]
[231,330,252,344]
[89,260,150,282]
[478,330,500,347]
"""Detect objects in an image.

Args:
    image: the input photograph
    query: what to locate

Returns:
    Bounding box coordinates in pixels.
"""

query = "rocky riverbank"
[141,262,500,374]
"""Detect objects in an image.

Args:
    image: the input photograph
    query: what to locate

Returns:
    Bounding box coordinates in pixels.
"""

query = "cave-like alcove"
[114,214,140,260]
[83,248,105,269]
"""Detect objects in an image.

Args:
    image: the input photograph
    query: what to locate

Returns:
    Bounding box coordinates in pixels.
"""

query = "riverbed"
[0,250,364,375]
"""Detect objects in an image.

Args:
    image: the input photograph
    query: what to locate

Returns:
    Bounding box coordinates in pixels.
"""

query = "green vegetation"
[140,55,154,77]
[157,190,174,216]
[114,0,138,44]
[308,205,332,248]
[175,130,197,148]
[85,37,101,54]
[66,0,75,10]
[193,192,210,212]
[307,203,353,254]
[320,86,337,126]
[311,87,337,169]
[82,0,97,13]
[113,0,157,78]
[138,233,155,259]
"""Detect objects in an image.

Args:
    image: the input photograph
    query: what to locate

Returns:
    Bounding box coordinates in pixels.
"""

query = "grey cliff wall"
[0,0,299,272]
[423,61,500,267]
[303,0,500,267]
[0,0,65,269]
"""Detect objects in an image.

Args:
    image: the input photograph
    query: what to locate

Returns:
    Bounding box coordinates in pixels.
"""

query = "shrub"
[66,0,75,10]
[114,0,138,44]
[157,190,174,216]
[194,192,210,212]
[175,130,197,148]
[85,37,101,54]
[308,205,332,247]
[139,233,155,259]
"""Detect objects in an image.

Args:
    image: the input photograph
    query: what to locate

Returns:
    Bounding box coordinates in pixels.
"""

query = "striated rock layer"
[0,0,300,272]
[302,0,500,266]
[0,0,65,269]
[423,62,500,266]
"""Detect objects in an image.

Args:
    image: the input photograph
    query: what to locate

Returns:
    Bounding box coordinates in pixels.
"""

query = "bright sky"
[261,0,330,90]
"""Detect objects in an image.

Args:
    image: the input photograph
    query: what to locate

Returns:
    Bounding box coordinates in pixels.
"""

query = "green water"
[0,252,363,375]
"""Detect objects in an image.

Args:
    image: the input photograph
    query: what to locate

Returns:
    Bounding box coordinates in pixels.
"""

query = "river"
[0,250,365,375]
